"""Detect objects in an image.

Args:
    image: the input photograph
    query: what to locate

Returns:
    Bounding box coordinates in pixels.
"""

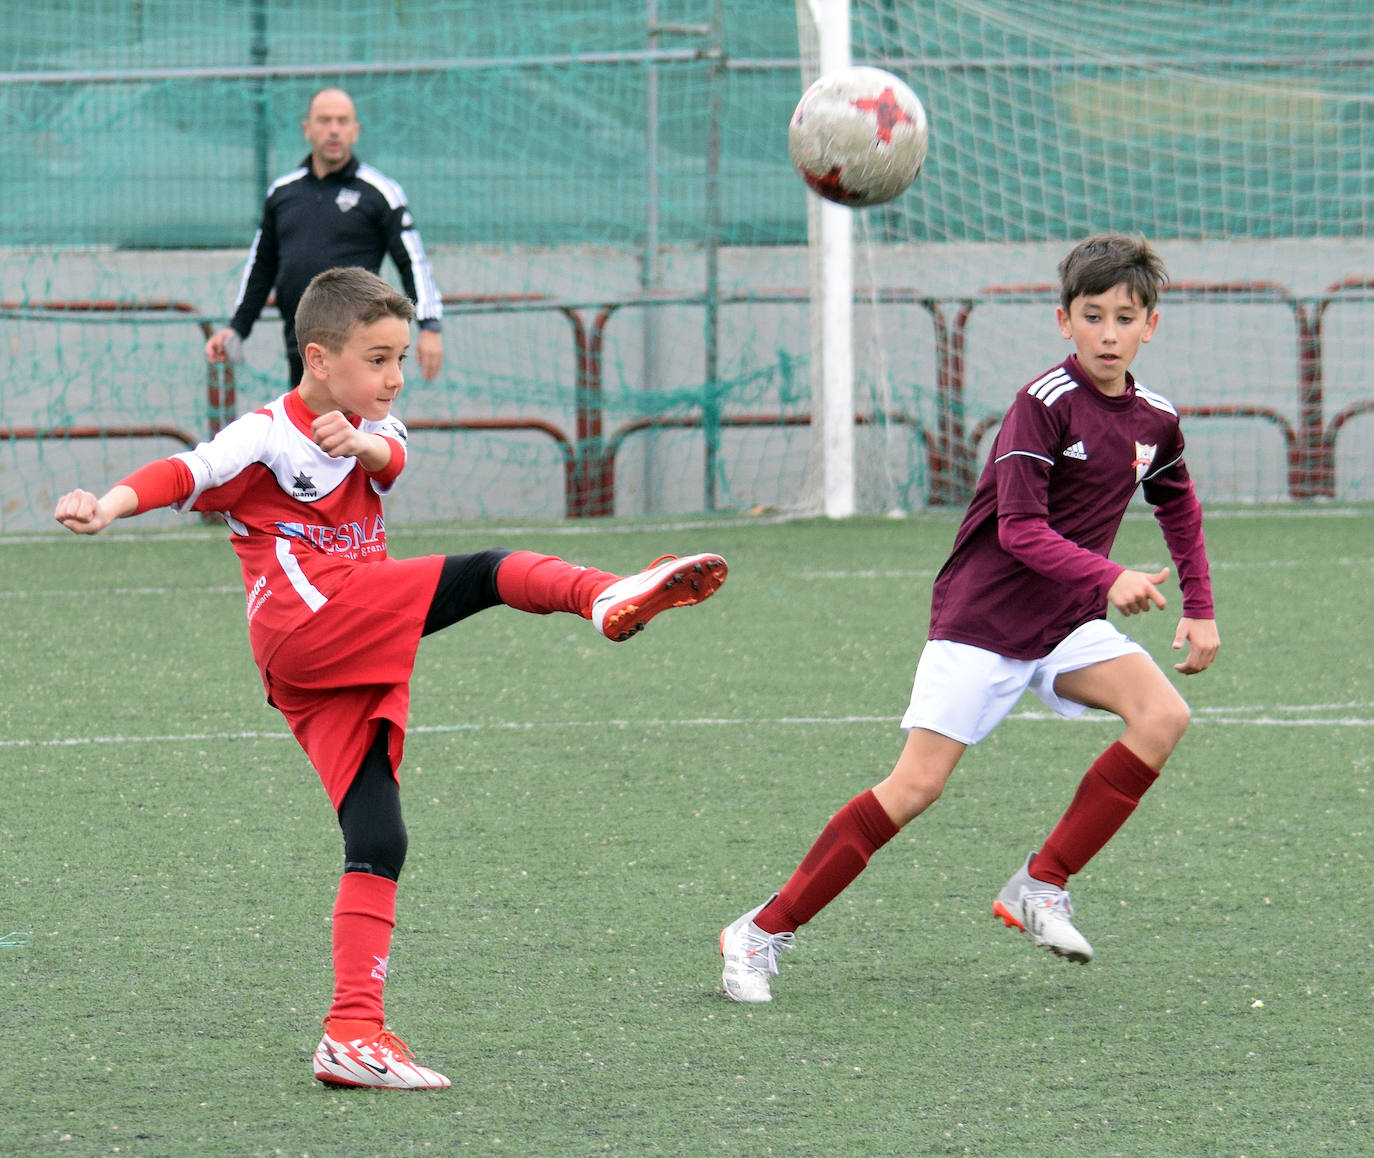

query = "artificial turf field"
[1,509,1370,1157]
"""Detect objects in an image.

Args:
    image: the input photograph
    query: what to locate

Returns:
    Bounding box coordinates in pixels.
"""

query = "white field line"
[2,703,1370,750]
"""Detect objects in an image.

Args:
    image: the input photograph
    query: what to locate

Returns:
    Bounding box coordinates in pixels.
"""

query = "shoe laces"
[741,924,795,975]
[373,1029,416,1061]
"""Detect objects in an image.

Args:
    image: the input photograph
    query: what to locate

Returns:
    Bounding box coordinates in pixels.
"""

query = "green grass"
[1,510,1371,1157]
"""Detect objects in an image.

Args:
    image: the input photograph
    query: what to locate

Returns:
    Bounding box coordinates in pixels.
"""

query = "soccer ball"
[787,66,929,208]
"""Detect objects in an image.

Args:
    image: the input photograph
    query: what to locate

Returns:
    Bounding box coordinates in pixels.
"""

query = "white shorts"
[899,619,1147,745]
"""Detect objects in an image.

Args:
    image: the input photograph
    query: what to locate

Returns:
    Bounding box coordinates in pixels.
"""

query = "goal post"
[797,0,857,518]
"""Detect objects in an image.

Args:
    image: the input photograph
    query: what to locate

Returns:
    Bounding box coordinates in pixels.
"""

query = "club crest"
[1133,441,1157,483]
[335,189,361,213]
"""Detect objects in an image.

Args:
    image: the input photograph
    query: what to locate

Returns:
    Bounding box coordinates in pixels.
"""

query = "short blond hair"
[294,267,414,353]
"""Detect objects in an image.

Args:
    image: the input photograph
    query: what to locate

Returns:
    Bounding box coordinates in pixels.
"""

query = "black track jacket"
[228,154,443,356]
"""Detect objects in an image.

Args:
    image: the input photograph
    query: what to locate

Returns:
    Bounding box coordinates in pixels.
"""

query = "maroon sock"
[328,872,397,1024]
[495,550,618,619]
[1030,741,1160,887]
[756,790,900,934]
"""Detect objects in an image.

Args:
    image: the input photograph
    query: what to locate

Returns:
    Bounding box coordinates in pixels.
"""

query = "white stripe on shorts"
[275,536,328,612]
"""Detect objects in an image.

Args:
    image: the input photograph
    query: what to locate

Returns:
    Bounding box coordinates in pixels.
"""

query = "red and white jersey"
[171,389,407,665]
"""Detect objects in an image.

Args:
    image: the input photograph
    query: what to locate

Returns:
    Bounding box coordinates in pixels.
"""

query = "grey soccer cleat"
[993,852,1094,963]
[720,894,795,1002]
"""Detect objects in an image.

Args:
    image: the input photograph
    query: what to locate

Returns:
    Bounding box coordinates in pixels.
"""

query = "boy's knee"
[343,818,408,881]
[1140,691,1191,757]
[1161,694,1192,745]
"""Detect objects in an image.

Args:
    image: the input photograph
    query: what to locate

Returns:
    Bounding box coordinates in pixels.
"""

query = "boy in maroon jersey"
[721,234,1220,1001]
[55,267,729,1088]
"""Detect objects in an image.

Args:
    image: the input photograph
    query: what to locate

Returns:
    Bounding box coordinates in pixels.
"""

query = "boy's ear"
[1141,309,1161,343]
[1056,304,1072,339]
[303,341,330,380]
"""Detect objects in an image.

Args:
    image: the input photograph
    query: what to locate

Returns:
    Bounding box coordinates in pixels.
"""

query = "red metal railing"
[0,299,212,451]
[946,281,1334,504]
[6,283,1371,516]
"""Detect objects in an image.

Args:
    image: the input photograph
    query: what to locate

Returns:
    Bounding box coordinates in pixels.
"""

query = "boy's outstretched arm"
[55,459,193,535]
[1172,616,1220,675]
[55,485,139,535]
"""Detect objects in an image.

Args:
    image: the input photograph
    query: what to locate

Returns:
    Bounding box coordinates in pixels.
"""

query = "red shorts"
[261,553,445,808]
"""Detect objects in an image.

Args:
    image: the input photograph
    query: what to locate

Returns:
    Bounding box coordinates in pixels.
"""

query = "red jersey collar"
[285,388,361,437]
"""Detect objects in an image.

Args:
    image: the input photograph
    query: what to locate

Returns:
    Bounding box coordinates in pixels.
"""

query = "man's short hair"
[1058,234,1168,313]
[295,267,414,353]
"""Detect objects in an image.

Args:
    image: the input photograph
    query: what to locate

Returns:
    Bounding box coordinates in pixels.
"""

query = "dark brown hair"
[294,267,414,354]
[1058,234,1168,313]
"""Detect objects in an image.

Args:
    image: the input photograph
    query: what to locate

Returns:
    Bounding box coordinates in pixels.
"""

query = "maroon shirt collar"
[1062,353,1136,405]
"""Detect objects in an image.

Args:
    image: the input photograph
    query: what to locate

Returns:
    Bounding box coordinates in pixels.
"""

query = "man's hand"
[1107,567,1169,616]
[416,328,443,381]
[204,327,243,365]
[1172,617,1220,675]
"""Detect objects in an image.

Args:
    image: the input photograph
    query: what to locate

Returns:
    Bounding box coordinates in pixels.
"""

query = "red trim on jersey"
[283,388,404,485]
[368,437,405,487]
[116,458,195,513]
[284,387,321,435]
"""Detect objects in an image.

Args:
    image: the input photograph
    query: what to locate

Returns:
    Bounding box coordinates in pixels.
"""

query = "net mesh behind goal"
[2,1,1372,531]
[804,0,1374,512]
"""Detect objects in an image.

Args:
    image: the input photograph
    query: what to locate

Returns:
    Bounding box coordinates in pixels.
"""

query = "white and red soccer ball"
[788,66,929,208]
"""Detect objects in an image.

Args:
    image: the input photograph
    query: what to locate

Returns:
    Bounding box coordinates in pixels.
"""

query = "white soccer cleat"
[720,894,795,1003]
[313,1021,451,1090]
[591,553,727,642]
[993,852,1094,963]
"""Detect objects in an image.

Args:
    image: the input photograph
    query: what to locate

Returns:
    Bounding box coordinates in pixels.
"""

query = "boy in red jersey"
[720,234,1220,1002]
[55,267,728,1088]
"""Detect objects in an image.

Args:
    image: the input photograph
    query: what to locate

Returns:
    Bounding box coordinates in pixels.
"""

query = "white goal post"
[797,0,856,519]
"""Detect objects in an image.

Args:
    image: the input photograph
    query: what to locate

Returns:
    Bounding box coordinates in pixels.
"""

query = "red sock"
[756,790,899,934]
[495,550,619,619]
[328,872,398,1024]
[1030,741,1160,887]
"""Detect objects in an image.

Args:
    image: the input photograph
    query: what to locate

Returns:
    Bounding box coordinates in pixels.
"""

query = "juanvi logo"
[336,188,361,213]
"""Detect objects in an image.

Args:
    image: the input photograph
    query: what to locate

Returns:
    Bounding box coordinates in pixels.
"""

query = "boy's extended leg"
[423,549,727,641]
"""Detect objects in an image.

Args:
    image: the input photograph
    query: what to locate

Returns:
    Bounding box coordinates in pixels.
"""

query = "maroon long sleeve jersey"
[928,355,1214,660]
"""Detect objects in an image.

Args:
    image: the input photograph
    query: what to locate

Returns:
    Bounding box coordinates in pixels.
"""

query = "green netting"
[2,1,1372,531]
[4,0,1370,247]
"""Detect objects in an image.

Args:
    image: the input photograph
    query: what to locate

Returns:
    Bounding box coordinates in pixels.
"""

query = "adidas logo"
[1063,441,1088,461]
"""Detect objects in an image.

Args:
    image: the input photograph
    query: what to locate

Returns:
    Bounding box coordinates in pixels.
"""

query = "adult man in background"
[205,88,444,385]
